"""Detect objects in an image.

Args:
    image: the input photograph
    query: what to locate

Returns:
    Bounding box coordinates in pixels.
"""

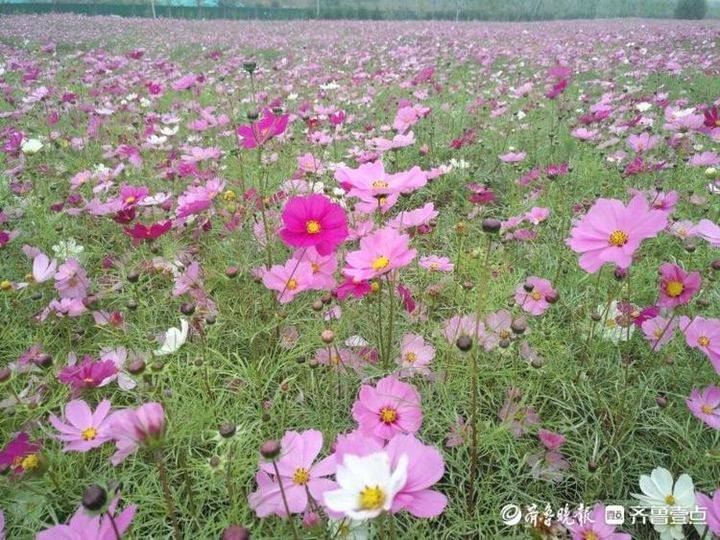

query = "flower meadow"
[1,13,720,539]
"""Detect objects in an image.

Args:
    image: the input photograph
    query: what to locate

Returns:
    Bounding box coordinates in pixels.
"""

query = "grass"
[0,14,719,540]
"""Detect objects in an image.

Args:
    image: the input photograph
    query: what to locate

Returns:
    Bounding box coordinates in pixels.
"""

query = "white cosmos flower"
[21,138,43,154]
[324,452,408,520]
[51,239,84,262]
[598,300,634,343]
[633,467,695,540]
[154,319,189,356]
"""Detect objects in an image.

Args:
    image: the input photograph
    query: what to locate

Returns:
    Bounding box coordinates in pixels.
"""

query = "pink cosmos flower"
[657,263,701,308]
[343,227,416,281]
[566,504,631,540]
[393,105,419,133]
[292,247,337,290]
[419,255,454,272]
[48,297,87,318]
[248,429,336,518]
[566,195,667,273]
[109,402,165,466]
[278,194,348,256]
[515,277,555,316]
[641,316,676,350]
[528,447,569,482]
[696,219,720,247]
[58,356,117,393]
[627,132,661,153]
[482,309,513,351]
[696,490,720,536]
[236,108,289,149]
[37,495,136,540]
[525,207,550,225]
[333,278,372,300]
[387,203,438,230]
[54,259,89,299]
[384,434,447,517]
[499,151,526,163]
[499,391,540,438]
[314,347,362,373]
[442,314,483,343]
[352,376,422,440]
[679,316,720,373]
[172,261,202,297]
[0,432,41,474]
[49,399,113,452]
[396,333,435,377]
[335,161,426,197]
[118,184,148,208]
[261,259,314,304]
[538,429,566,450]
[686,386,720,430]
[32,252,57,283]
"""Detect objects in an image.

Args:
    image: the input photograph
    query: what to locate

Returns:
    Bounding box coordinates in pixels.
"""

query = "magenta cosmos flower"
[109,402,166,466]
[686,386,720,430]
[657,263,701,308]
[680,316,720,373]
[123,220,172,243]
[58,356,117,393]
[343,227,416,281]
[261,259,314,304]
[696,490,720,536]
[278,194,348,256]
[236,107,289,149]
[515,276,556,316]
[334,160,426,198]
[248,429,336,517]
[566,195,667,273]
[567,504,631,540]
[352,376,422,440]
[37,495,136,540]
[49,399,114,452]
[0,432,41,474]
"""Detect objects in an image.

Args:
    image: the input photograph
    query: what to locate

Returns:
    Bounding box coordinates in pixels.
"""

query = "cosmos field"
[0,13,720,539]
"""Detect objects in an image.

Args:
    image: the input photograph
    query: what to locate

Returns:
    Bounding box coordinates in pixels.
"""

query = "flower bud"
[456,335,473,352]
[219,423,236,439]
[82,484,107,512]
[259,440,281,460]
[320,329,335,344]
[481,218,502,233]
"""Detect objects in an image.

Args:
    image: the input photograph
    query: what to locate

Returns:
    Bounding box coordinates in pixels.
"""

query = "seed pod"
[456,335,472,352]
[82,485,107,512]
[259,440,281,460]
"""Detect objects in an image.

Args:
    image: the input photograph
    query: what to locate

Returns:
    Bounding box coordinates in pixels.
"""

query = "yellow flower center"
[499,330,511,339]
[583,532,599,540]
[83,377,94,384]
[286,279,298,290]
[124,196,136,204]
[372,256,390,271]
[429,262,440,271]
[608,230,629,246]
[305,220,321,234]
[531,291,542,301]
[0,280,11,291]
[405,352,417,363]
[699,336,710,347]
[665,494,676,505]
[370,281,381,293]
[311,263,320,273]
[654,328,664,338]
[665,281,684,297]
[702,405,714,414]
[379,407,397,424]
[359,486,386,510]
[81,427,98,441]
[330,354,340,365]
[20,454,40,471]
[223,190,236,202]
[292,467,310,485]
[372,180,388,190]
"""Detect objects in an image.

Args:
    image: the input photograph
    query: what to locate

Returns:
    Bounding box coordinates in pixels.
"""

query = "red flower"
[123,220,172,242]
[0,432,41,474]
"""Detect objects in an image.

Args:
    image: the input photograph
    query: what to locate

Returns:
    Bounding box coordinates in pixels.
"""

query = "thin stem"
[155,449,181,540]
[384,274,396,370]
[106,510,121,540]
[468,349,479,509]
[271,461,299,540]
[651,311,677,353]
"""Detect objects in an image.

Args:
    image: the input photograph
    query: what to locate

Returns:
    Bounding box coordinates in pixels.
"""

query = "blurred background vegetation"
[0,0,714,22]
